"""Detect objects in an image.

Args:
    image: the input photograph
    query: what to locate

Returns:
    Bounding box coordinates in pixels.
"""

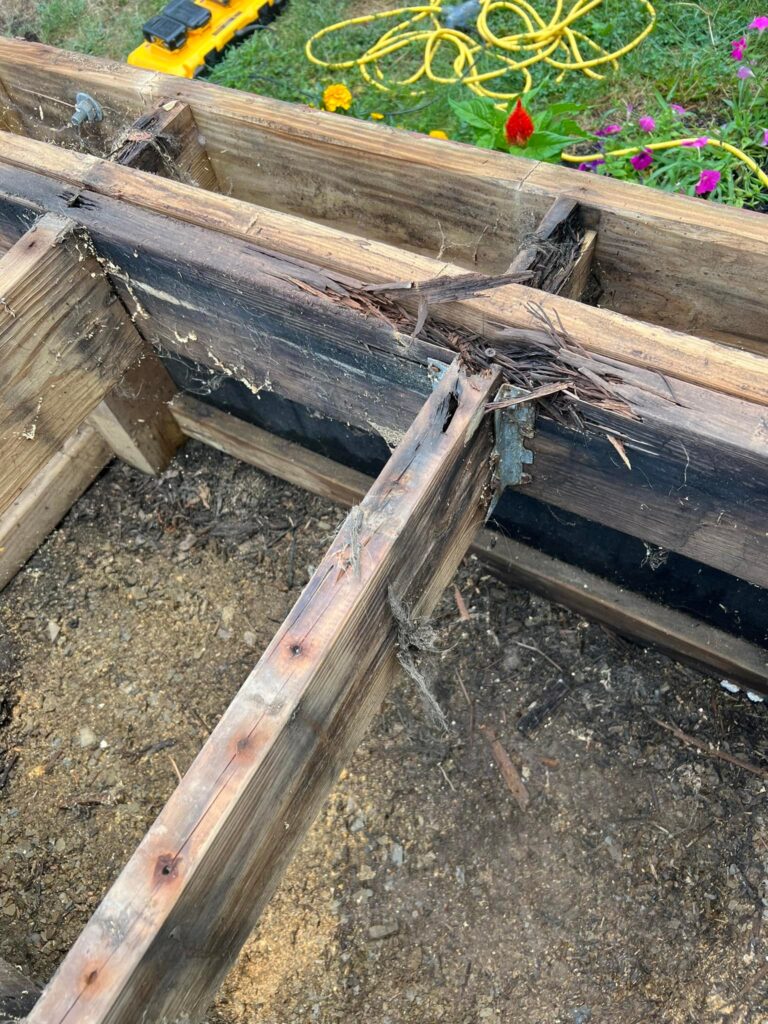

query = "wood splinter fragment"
[480,724,530,810]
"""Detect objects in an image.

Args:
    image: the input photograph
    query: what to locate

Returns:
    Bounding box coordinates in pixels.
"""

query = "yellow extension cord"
[306,0,656,100]
[306,0,768,191]
[562,137,768,189]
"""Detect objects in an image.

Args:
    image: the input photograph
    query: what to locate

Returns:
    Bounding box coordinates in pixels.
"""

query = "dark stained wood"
[1,39,766,348]
[0,958,40,1024]
[27,361,500,1024]
[0,213,144,514]
[170,394,768,690]
[0,151,763,584]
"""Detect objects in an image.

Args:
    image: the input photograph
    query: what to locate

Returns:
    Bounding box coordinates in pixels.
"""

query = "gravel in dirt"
[1,442,766,1023]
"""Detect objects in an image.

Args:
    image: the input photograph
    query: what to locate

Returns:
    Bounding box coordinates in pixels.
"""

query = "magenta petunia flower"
[737,64,754,78]
[762,129,768,145]
[695,169,721,195]
[731,36,747,59]
[638,116,656,132]
[630,149,654,171]
[682,137,709,148]
[595,123,622,136]
[577,158,606,172]
[670,103,686,116]
[748,16,768,31]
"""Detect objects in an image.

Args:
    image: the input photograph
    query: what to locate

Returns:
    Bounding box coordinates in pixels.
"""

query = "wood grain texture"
[88,352,183,475]
[111,99,219,189]
[0,212,143,513]
[0,39,766,347]
[0,139,765,408]
[0,150,763,583]
[169,395,768,690]
[28,362,500,1024]
[559,228,597,301]
[0,424,111,592]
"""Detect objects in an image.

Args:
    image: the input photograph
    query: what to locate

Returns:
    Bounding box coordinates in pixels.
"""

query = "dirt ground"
[1,442,767,1024]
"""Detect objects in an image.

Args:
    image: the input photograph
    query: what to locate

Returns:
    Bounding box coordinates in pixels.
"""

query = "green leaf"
[516,130,583,161]
[448,96,502,132]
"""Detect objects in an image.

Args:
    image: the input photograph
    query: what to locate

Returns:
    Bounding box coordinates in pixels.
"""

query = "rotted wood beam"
[28,360,500,1024]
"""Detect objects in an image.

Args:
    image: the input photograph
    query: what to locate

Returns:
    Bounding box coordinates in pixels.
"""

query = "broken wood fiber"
[27,360,500,1024]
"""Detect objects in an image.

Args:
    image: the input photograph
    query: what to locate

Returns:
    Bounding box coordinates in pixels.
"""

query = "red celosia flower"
[505,99,535,148]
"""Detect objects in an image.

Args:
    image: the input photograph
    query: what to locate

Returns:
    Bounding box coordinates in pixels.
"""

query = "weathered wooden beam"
[0,424,111,591]
[0,212,143,514]
[0,39,766,348]
[28,361,500,1024]
[559,228,597,301]
[111,98,219,190]
[0,137,764,407]
[171,395,768,690]
[0,142,764,586]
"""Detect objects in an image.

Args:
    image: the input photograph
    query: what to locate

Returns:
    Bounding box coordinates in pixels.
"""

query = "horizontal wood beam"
[0,142,764,586]
[28,361,500,1024]
[0,39,766,349]
[0,213,144,514]
[0,135,765,406]
[171,395,768,691]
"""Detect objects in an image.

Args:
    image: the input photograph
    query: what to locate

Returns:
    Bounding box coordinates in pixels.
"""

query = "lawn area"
[4,0,766,207]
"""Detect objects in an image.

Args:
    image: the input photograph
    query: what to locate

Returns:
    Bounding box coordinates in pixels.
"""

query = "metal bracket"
[427,357,450,389]
[488,383,536,517]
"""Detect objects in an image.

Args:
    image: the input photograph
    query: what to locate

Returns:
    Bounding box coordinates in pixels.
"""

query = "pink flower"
[737,65,754,78]
[670,103,686,116]
[638,116,656,132]
[630,148,654,171]
[695,169,721,195]
[682,136,709,148]
[762,129,768,145]
[577,158,605,172]
[748,16,768,31]
[595,123,622,136]
[731,36,747,59]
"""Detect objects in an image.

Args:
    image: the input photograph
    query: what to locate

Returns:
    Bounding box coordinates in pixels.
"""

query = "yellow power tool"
[128,0,284,78]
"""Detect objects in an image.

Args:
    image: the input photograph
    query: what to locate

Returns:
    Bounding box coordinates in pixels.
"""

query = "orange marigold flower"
[429,129,449,139]
[323,84,352,113]
[505,98,534,148]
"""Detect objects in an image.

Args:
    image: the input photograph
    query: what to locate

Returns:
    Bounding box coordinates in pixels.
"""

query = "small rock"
[390,843,404,866]
[78,726,97,749]
[47,620,60,643]
[243,631,257,648]
[358,865,376,882]
[349,813,366,834]
[368,922,399,940]
[54,837,66,853]
[571,1009,592,1024]
[220,606,235,627]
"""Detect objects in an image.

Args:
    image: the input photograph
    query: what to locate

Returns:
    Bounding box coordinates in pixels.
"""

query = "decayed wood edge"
[506,196,578,275]
[0,138,765,413]
[0,957,41,1023]
[0,211,145,513]
[28,362,500,1024]
[559,229,597,301]
[0,135,764,409]
[110,98,219,190]
[171,395,768,690]
[0,424,111,592]
[0,39,766,348]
